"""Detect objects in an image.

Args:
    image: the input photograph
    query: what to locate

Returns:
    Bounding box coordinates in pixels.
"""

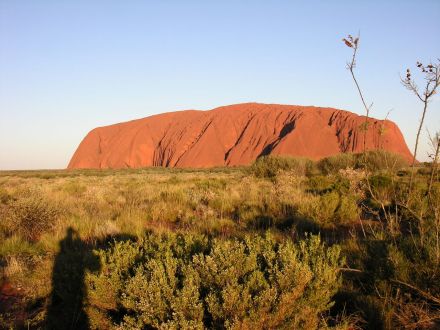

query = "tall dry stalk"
[342,34,373,160]
[342,34,395,239]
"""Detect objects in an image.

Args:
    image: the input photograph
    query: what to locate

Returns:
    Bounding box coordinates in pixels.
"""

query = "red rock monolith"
[68,103,412,169]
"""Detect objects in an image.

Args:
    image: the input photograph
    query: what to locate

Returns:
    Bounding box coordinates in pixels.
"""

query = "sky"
[0,0,439,170]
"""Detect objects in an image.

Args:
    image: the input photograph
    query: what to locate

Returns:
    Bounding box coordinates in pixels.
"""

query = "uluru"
[68,103,413,169]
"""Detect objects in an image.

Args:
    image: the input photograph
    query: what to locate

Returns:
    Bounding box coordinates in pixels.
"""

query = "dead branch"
[390,279,440,305]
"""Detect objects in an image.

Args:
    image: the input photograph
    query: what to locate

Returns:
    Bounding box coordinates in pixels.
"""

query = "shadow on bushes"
[245,208,356,245]
[46,228,136,329]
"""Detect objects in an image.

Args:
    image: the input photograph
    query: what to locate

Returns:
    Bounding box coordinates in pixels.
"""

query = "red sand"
[68,103,413,169]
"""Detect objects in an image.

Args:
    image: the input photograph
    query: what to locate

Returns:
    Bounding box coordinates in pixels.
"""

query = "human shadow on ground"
[45,227,135,329]
[46,227,98,329]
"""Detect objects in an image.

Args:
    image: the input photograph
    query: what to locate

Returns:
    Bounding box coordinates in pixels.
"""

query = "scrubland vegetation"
[0,150,439,329]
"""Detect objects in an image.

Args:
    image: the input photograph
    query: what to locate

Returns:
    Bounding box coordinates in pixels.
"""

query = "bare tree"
[401,60,440,191]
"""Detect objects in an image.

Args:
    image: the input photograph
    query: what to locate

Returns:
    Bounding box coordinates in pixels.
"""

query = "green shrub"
[360,150,408,172]
[87,233,343,329]
[367,174,395,206]
[299,192,359,227]
[318,151,408,175]
[307,175,337,194]
[250,156,314,178]
[318,153,357,175]
[301,176,359,226]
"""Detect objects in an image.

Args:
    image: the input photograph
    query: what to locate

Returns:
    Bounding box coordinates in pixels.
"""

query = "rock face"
[68,103,413,169]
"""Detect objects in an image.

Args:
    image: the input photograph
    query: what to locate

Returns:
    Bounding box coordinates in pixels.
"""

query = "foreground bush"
[87,233,344,329]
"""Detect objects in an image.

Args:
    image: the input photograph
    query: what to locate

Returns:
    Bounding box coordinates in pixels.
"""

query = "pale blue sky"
[1,0,439,169]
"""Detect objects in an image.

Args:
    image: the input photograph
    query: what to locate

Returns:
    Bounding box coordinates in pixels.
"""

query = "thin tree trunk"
[428,136,440,195]
[349,67,370,159]
[409,100,428,193]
